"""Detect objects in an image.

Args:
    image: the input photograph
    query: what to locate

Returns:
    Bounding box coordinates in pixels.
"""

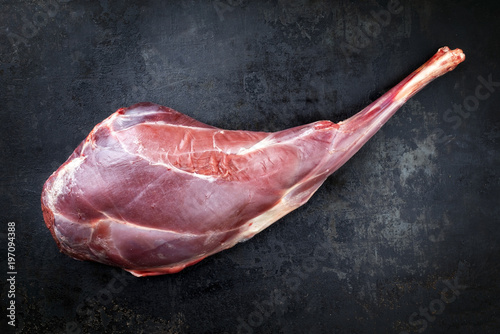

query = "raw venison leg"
[41,47,465,277]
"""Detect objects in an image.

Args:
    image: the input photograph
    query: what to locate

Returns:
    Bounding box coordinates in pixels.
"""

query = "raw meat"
[41,47,465,277]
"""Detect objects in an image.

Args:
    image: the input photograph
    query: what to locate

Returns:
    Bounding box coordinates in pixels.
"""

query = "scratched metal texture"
[1,0,499,333]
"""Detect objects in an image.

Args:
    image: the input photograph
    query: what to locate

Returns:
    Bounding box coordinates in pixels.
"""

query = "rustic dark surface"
[1,1,499,333]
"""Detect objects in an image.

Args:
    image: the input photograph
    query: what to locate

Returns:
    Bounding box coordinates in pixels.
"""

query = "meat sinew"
[42,47,465,277]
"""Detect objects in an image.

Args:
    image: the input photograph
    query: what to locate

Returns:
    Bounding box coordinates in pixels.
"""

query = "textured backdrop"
[1,1,499,333]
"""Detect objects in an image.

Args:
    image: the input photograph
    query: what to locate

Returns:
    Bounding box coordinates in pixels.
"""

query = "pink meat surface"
[42,47,465,277]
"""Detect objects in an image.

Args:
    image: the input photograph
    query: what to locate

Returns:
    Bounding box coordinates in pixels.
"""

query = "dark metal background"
[1,1,499,333]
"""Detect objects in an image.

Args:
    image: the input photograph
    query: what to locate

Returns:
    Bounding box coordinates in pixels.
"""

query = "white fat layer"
[238,198,298,242]
[235,128,315,156]
[99,212,200,237]
[45,157,85,211]
[235,136,275,155]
